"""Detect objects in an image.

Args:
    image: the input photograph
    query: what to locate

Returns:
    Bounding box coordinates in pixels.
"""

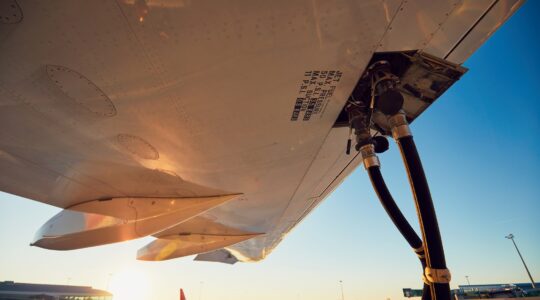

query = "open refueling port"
[333,50,467,131]
[338,51,468,300]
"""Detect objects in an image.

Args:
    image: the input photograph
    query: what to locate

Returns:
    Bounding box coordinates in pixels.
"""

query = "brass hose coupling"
[359,144,380,169]
[424,267,452,284]
[413,245,425,259]
[388,112,412,140]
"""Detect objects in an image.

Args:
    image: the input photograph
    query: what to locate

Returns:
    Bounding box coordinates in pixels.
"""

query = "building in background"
[0,281,112,300]
[404,283,540,299]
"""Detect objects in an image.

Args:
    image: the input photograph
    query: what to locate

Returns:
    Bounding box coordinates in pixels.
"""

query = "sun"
[109,267,150,300]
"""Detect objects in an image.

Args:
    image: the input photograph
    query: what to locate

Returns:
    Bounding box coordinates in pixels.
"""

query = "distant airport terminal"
[0,281,112,300]
[404,282,540,299]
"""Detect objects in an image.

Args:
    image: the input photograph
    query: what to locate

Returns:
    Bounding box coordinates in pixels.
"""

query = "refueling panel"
[334,51,467,134]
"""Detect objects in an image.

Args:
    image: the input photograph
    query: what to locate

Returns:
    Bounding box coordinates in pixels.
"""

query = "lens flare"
[109,267,150,300]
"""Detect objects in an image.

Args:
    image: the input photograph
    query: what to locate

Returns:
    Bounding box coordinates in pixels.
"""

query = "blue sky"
[1,2,539,300]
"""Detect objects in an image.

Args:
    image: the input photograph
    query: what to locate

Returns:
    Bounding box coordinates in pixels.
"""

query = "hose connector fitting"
[388,112,412,140]
[359,144,380,169]
[425,267,452,284]
[413,245,425,259]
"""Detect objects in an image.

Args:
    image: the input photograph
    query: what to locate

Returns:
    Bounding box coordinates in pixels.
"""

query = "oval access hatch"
[46,65,117,117]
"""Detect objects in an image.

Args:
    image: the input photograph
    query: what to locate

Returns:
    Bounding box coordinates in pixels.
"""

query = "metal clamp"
[388,113,412,139]
[363,156,380,169]
[359,144,380,169]
[388,112,408,127]
[425,267,452,284]
[413,245,425,259]
[392,125,412,140]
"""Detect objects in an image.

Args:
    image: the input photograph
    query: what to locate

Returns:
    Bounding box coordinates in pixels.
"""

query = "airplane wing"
[0,0,523,262]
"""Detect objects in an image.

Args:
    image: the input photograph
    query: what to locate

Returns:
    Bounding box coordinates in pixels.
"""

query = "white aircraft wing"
[0,0,523,262]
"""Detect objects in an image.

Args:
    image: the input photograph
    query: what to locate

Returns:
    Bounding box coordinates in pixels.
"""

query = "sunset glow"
[109,267,150,300]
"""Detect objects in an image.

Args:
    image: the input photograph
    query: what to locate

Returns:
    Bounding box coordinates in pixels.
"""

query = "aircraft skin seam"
[113,0,162,83]
[258,124,337,254]
[419,0,464,53]
[445,0,499,59]
[443,0,525,60]
[113,0,174,104]
[0,147,115,203]
[284,150,362,236]
[0,84,130,199]
[314,151,361,200]
[63,194,243,211]
[158,233,262,238]
[372,0,405,52]
[284,149,362,233]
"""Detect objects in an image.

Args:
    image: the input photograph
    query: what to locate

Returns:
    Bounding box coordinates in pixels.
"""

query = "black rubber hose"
[422,284,432,300]
[367,166,432,300]
[396,136,451,300]
[367,166,423,250]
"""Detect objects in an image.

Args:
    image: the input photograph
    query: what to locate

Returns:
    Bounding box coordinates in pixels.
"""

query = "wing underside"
[0,0,523,262]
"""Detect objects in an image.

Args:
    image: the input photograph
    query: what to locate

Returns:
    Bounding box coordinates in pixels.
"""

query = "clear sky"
[1,2,539,300]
